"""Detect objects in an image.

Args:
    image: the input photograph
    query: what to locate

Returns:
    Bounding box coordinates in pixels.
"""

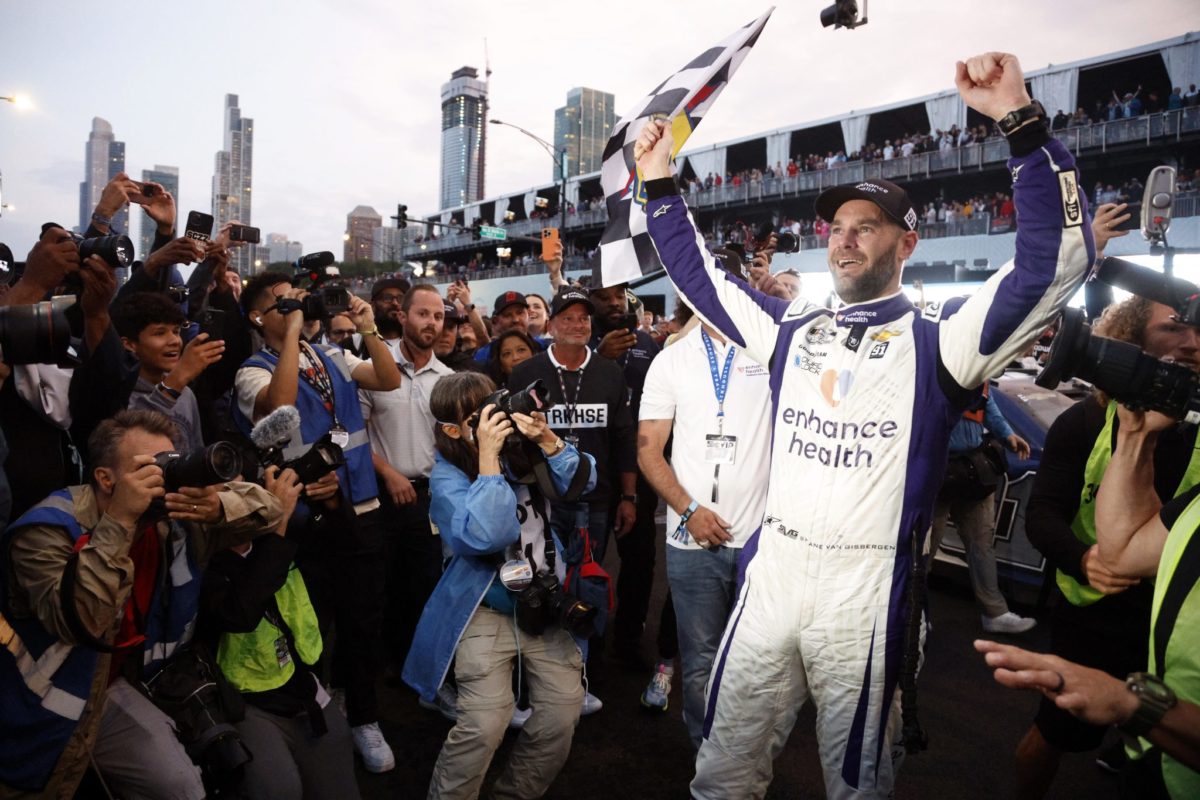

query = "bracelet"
[679,499,699,525]
[91,211,113,228]
[358,326,380,337]
[542,437,566,457]
[156,381,182,400]
[621,494,638,504]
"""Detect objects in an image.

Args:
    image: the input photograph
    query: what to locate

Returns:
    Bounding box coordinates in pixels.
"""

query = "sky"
[1,0,1198,260]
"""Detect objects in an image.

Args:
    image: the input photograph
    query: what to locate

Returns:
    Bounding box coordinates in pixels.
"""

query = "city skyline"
[77,117,126,235]
[439,66,488,210]
[1,0,1196,261]
[212,94,254,273]
[553,87,616,181]
[345,204,381,263]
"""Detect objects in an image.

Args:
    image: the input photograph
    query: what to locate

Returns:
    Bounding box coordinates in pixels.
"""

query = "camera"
[154,442,243,492]
[259,432,346,485]
[0,296,74,365]
[292,251,350,318]
[775,231,800,254]
[515,570,598,638]
[470,381,554,427]
[165,285,190,305]
[1036,307,1200,424]
[70,232,134,270]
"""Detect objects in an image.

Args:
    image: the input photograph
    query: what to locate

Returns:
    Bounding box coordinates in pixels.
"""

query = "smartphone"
[185,211,215,243]
[618,311,639,334]
[140,182,159,198]
[541,227,560,262]
[196,307,227,340]
[229,224,261,244]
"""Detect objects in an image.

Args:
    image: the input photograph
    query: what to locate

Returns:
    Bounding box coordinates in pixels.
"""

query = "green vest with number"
[1139,493,1200,798]
[1057,402,1200,606]
[217,564,323,694]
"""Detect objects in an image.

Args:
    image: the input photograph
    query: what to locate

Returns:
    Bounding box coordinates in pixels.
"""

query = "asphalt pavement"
[360,520,1122,799]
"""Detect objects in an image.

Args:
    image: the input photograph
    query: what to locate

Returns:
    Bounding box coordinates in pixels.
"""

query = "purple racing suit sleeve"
[643,189,811,367]
[935,138,1095,391]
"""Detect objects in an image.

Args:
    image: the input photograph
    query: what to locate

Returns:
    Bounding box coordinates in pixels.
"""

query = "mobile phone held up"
[541,227,560,263]
[185,211,215,243]
[229,224,260,244]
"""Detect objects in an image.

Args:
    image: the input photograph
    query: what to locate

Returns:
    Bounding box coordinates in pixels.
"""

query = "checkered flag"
[594,8,774,288]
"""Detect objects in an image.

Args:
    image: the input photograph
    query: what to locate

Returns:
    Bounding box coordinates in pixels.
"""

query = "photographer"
[1018,294,1200,797]
[198,466,360,800]
[0,227,140,518]
[403,372,596,800]
[0,409,281,799]
[233,271,401,773]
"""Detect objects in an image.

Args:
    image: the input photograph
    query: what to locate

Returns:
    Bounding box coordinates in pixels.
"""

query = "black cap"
[371,277,410,299]
[443,302,465,324]
[492,290,529,316]
[815,179,919,232]
[550,285,594,319]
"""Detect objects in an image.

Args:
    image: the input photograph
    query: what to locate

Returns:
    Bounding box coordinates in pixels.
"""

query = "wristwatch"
[1119,672,1177,737]
[155,381,182,400]
[996,100,1047,137]
[621,494,638,504]
[91,211,113,228]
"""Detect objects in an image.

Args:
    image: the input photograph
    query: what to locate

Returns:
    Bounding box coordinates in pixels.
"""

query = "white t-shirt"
[639,326,772,550]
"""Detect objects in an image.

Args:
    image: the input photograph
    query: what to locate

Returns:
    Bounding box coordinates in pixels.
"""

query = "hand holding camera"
[94,172,143,224]
[597,328,638,360]
[510,411,556,450]
[134,181,176,235]
[164,484,224,524]
[477,404,515,459]
[107,454,167,529]
[145,238,205,277]
[346,294,375,333]
[263,466,303,535]
[22,228,80,295]
[303,469,341,506]
[78,254,117,318]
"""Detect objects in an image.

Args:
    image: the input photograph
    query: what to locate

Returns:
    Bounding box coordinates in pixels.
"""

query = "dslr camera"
[292,251,350,320]
[515,570,598,638]
[0,295,75,365]
[70,232,135,270]
[154,442,243,492]
[258,432,346,485]
[469,380,555,430]
[1036,257,1200,425]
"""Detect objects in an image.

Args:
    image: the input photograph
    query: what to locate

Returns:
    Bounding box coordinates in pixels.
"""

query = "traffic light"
[392,203,408,228]
[471,219,483,240]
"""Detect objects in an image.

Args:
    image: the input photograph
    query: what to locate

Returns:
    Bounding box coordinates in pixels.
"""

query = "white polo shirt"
[639,325,772,550]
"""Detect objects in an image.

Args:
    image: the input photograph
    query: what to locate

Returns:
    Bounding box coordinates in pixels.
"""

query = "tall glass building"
[440,66,487,210]
[211,94,254,274]
[78,118,127,234]
[553,87,616,180]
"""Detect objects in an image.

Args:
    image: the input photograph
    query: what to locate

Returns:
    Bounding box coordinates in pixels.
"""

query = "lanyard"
[701,330,736,434]
[266,342,340,421]
[554,362,588,439]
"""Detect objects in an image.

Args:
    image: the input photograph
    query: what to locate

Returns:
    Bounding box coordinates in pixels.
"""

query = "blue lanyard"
[701,330,736,429]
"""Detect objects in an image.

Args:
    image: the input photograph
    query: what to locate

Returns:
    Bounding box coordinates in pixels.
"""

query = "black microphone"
[293,251,335,271]
[1096,256,1200,310]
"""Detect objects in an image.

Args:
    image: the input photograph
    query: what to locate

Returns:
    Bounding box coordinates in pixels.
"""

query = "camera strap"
[525,481,558,574]
[527,445,592,505]
[269,342,339,419]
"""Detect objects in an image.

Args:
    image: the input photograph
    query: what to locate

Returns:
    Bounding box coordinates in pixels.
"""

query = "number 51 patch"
[869,341,889,359]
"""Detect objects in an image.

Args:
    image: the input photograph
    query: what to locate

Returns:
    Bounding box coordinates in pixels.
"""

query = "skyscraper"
[553,88,616,179]
[439,66,487,210]
[345,206,382,263]
[138,165,179,260]
[78,118,127,233]
[212,94,254,273]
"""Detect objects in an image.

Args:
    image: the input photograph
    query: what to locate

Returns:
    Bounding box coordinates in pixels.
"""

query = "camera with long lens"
[515,570,598,638]
[259,432,346,485]
[0,295,74,365]
[469,380,555,430]
[70,232,134,270]
[154,442,243,492]
[1036,257,1200,425]
[292,251,350,320]
[775,231,800,254]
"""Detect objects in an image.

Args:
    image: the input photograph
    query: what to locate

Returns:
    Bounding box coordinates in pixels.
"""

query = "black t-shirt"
[590,328,660,424]
[1027,399,1199,628]
[509,349,635,506]
[1159,481,1200,530]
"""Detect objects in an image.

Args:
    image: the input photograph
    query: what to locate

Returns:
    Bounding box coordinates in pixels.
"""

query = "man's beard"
[831,244,899,304]
[377,314,403,337]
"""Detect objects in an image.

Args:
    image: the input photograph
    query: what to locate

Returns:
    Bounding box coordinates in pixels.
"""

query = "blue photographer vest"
[233,344,376,506]
[0,488,200,791]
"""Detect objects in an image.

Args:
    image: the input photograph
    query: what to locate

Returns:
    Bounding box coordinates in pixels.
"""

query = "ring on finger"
[697,539,711,550]
[1050,671,1065,693]
[191,504,197,513]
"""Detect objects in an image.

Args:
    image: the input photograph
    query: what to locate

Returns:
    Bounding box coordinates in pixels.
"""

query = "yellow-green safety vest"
[1057,402,1200,606]
[217,564,322,694]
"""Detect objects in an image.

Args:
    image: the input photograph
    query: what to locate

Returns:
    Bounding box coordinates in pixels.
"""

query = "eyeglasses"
[375,294,403,305]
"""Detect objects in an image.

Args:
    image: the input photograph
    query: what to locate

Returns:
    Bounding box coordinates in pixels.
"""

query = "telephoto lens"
[72,233,134,269]
[0,296,74,365]
[155,442,242,492]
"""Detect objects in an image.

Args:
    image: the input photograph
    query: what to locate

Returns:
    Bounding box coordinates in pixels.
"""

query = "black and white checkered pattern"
[595,9,773,287]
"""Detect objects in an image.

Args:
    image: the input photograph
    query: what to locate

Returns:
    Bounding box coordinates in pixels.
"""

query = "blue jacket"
[948,393,1014,454]
[402,445,596,702]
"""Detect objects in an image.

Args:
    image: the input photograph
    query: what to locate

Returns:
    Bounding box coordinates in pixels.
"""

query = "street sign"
[479,225,507,241]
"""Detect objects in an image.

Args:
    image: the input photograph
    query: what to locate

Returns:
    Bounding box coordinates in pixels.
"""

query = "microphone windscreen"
[250,405,301,449]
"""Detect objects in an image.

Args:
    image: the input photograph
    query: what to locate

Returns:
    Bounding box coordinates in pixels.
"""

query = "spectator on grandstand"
[1070,107,1090,127]
[1186,84,1199,107]
[1168,87,1184,111]
[1052,109,1070,130]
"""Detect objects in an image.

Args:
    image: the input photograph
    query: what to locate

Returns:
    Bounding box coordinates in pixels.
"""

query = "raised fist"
[954,52,1032,122]
[634,119,675,181]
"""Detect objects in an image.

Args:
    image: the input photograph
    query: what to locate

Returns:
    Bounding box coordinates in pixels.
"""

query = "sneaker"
[418,684,459,722]
[581,691,604,716]
[351,722,395,773]
[641,663,673,711]
[509,705,532,730]
[981,611,1037,634]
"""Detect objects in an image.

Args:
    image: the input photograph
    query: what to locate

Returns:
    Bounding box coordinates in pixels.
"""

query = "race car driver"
[634,52,1095,799]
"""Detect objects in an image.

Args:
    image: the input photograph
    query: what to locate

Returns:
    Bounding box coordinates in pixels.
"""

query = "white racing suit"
[642,136,1093,798]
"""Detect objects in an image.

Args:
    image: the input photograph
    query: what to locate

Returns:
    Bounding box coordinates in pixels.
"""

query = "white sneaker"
[351,722,395,773]
[418,683,459,722]
[981,611,1036,634]
[509,705,532,730]
[581,691,603,716]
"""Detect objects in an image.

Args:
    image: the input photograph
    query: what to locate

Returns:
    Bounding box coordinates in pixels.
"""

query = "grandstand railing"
[404,108,1200,259]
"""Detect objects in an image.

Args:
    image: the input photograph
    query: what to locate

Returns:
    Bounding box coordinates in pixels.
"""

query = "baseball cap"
[549,285,594,319]
[492,290,529,316]
[443,302,465,324]
[371,277,410,299]
[815,179,919,232]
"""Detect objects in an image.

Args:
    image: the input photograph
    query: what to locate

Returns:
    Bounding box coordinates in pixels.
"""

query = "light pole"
[489,118,568,242]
